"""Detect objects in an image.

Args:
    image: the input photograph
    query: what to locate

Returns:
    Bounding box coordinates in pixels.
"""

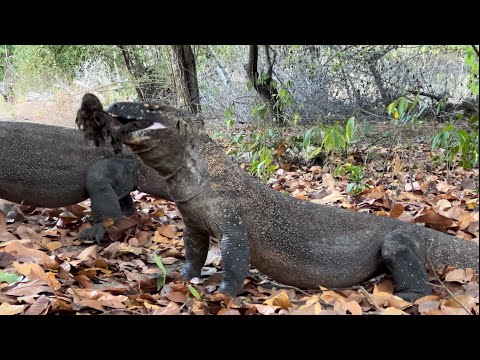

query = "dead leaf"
[290,302,323,315]
[218,308,241,315]
[25,295,50,315]
[4,280,51,297]
[15,225,43,244]
[418,300,440,314]
[167,291,187,303]
[46,241,63,251]
[0,302,24,315]
[440,305,471,315]
[413,208,454,232]
[436,182,456,193]
[0,253,15,268]
[322,173,336,191]
[311,190,346,205]
[264,290,292,309]
[157,225,176,239]
[254,304,280,315]
[389,203,405,218]
[75,274,93,289]
[334,300,363,315]
[76,245,97,262]
[381,307,407,315]
[4,242,59,270]
[152,301,181,315]
[375,280,394,294]
[444,295,475,311]
[445,269,468,283]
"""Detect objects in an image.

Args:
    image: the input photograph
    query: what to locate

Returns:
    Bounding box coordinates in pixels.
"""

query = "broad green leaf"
[346,116,355,143]
[152,252,167,275]
[188,285,201,300]
[0,271,23,284]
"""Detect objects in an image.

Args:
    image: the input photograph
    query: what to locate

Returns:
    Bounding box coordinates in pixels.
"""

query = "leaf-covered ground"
[0,126,478,315]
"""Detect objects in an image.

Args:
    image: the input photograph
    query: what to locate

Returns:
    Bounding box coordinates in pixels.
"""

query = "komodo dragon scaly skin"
[0,120,171,242]
[76,95,479,302]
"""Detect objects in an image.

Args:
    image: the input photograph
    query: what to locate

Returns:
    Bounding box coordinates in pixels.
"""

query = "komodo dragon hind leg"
[381,228,432,302]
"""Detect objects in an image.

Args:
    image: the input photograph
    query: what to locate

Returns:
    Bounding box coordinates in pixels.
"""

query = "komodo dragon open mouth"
[75,93,166,153]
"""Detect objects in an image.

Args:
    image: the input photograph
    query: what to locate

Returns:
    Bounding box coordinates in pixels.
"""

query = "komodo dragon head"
[76,93,204,175]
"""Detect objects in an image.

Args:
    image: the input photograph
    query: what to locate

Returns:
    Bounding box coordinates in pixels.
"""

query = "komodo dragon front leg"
[181,207,250,296]
[79,158,138,243]
[381,228,433,302]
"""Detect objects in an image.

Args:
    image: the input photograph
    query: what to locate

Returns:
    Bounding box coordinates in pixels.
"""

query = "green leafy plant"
[334,163,367,195]
[387,95,427,125]
[431,115,479,170]
[304,116,358,162]
[152,252,167,291]
[250,145,277,181]
[224,104,236,128]
[465,46,479,96]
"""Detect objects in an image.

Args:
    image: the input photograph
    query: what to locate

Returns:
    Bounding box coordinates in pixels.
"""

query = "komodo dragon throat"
[76,94,479,302]
[0,120,171,242]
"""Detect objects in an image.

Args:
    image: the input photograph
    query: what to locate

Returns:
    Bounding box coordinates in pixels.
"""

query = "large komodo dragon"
[76,94,479,302]
[0,120,171,242]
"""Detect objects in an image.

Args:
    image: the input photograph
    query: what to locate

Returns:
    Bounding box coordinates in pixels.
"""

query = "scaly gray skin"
[92,101,479,302]
[0,121,171,242]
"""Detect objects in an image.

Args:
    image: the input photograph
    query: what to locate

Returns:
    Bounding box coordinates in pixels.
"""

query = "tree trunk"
[170,45,201,114]
[118,45,147,101]
[245,45,282,124]
[369,61,390,104]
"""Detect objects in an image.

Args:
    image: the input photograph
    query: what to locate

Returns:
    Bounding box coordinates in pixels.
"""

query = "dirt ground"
[0,91,88,128]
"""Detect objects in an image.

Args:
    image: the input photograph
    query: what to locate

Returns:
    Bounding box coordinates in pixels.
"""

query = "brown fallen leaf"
[102,242,121,259]
[381,307,408,315]
[310,191,346,205]
[375,280,394,294]
[15,225,43,244]
[414,295,440,304]
[445,269,468,283]
[418,300,440,314]
[319,289,347,303]
[4,280,51,297]
[290,302,323,315]
[0,302,24,315]
[440,305,471,315]
[436,182,456,193]
[157,225,176,239]
[46,241,63,251]
[76,245,97,262]
[254,304,280,315]
[389,203,405,218]
[25,295,50,315]
[264,290,293,309]
[444,295,476,311]
[334,300,363,315]
[75,274,93,289]
[4,242,59,270]
[218,308,241,315]
[71,288,127,309]
[0,252,15,268]
[322,173,336,192]
[152,301,181,315]
[167,291,187,303]
[413,208,454,232]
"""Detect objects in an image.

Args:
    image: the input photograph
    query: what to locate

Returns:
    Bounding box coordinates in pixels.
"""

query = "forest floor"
[0,98,478,315]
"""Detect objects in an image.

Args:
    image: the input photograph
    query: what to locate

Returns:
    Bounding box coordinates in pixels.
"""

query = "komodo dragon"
[76,94,479,302]
[0,120,171,242]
